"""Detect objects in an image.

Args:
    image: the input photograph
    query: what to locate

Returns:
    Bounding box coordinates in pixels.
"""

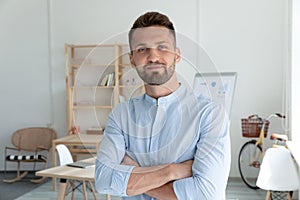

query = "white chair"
[56,144,97,200]
[56,144,74,165]
[256,147,299,200]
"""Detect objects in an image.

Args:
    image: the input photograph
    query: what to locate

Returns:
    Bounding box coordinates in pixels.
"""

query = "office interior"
[0,0,299,198]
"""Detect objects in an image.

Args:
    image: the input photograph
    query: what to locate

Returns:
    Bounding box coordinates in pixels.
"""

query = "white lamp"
[257,147,299,199]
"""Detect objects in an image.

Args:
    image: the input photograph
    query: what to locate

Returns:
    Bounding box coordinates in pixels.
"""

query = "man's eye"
[137,47,147,53]
[158,45,168,51]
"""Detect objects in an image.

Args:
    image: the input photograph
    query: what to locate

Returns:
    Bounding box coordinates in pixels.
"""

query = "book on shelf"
[99,72,115,86]
[99,74,109,86]
[107,72,115,86]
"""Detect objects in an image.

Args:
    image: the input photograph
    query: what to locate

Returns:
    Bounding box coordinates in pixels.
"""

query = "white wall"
[0,0,289,178]
[198,0,289,177]
[0,0,52,169]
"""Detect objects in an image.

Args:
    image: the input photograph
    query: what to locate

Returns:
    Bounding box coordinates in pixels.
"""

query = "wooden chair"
[3,127,57,183]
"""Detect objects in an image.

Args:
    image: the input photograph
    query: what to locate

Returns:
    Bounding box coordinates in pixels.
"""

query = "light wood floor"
[14,177,276,200]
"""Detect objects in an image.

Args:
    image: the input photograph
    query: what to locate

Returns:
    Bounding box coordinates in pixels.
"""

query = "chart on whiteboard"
[193,72,237,115]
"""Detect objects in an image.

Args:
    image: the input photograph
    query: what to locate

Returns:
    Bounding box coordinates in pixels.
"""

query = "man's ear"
[129,53,135,67]
[175,48,181,64]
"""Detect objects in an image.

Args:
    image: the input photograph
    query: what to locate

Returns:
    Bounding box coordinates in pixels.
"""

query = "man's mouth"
[145,64,165,71]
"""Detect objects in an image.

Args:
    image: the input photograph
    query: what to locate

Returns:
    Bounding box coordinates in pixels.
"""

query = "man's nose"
[147,48,160,63]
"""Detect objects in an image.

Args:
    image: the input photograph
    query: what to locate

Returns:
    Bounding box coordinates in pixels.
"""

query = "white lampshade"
[257,147,299,191]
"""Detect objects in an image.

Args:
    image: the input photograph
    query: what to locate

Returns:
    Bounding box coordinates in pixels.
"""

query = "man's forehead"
[131,26,174,46]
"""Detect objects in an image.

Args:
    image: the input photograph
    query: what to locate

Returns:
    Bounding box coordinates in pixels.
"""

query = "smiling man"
[95,11,231,200]
[130,25,178,87]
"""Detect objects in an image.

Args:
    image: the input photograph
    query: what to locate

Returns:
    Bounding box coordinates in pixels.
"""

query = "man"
[95,11,231,200]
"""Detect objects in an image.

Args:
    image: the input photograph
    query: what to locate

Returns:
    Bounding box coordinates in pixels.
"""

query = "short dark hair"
[128,11,176,50]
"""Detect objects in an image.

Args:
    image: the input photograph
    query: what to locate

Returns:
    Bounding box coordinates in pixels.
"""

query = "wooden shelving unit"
[65,43,144,134]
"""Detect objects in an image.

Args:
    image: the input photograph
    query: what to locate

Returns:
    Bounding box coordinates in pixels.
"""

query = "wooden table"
[36,157,110,200]
[51,134,103,191]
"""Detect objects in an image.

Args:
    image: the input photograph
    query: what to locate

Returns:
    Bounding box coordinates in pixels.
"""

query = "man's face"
[130,26,180,85]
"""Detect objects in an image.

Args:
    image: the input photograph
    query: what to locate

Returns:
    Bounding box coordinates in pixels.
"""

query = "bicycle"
[238,113,287,190]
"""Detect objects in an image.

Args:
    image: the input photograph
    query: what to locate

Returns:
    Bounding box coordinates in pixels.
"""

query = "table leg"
[52,141,57,191]
[57,179,68,200]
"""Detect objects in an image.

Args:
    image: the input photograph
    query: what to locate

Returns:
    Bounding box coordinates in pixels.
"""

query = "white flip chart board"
[193,72,237,115]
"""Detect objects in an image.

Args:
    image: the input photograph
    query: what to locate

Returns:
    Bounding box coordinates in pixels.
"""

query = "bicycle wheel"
[238,140,262,189]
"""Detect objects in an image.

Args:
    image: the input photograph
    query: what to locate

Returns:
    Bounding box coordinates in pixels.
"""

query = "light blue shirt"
[95,85,231,200]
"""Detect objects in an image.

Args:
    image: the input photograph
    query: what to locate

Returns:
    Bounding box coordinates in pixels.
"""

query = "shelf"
[118,85,143,88]
[71,86,115,89]
[73,105,113,109]
[70,85,142,89]
[69,63,131,69]
[68,44,128,48]
[66,43,142,133]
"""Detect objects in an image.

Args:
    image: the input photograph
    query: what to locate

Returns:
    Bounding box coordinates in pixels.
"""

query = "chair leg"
[4,157,7,180]
[3,161,28,183]
[3,171,28,183]
[31,176,48,183]
[31,158,48,183]
[33,160,37,172]
[82,180,88,200]
[287,192,292,200]
[88,181,97,200]
[71,180,75,200]
[64,180,70,198]
[265,191,271,200]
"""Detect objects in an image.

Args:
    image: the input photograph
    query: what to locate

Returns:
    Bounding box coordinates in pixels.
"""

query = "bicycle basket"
[241,115,269,138]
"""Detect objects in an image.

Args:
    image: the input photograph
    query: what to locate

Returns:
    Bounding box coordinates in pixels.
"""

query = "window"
[291,0,300,142]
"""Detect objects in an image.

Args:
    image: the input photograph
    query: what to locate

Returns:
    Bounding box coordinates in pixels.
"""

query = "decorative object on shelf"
[69,125,80,135]
[86,127,104,135]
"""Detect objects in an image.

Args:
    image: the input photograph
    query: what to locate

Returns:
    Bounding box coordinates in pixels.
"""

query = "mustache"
[143,62,167,68]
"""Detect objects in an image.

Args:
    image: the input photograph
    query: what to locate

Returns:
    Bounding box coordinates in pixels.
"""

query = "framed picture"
[193,72,237,115]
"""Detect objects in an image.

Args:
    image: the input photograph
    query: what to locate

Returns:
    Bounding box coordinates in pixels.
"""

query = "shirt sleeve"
[94,108,134,196]
[173,103,231,200]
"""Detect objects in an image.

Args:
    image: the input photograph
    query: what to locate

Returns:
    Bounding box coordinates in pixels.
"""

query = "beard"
[135,61,176,85]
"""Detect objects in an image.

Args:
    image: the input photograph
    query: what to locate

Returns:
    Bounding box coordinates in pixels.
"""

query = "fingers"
[122,154,140,167]
[182,159,194,167]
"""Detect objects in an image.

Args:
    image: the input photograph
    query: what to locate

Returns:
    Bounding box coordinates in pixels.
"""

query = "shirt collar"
[144,84,186,106]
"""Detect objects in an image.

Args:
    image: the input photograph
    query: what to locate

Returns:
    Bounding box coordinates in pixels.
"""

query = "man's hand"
[145,160,193,200]
[121,154,194,197]
[171,160,193,180]
[121,154,140,167]
[121,155,193,180]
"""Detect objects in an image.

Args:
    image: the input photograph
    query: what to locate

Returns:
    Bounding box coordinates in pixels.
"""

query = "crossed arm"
[95,102,230,199]
[122,155,193,199]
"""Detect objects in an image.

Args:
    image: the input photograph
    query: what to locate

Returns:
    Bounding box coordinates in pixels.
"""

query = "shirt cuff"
[111,165,135,196]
